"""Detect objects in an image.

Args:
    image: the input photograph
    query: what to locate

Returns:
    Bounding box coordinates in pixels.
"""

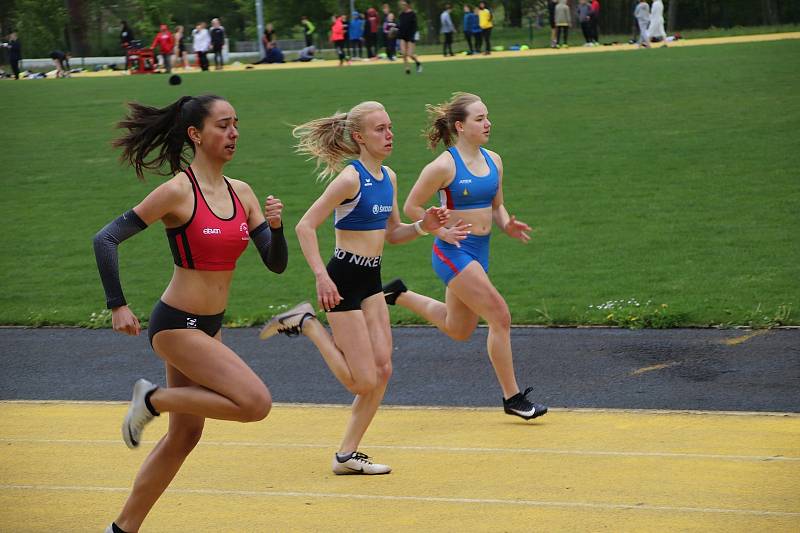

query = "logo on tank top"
[240,222,249,241]
[372,204,392,215]
[203,228,222,235]
[462,188,469,196]
[364,177,373,187]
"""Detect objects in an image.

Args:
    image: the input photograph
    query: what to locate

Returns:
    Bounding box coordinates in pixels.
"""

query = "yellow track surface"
[64,32,800,79]
[1,402,798,531]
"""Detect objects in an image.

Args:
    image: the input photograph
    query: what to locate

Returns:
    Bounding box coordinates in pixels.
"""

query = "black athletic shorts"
[398,31,415,43]
[326,248,383,312]
[148,299,224,347]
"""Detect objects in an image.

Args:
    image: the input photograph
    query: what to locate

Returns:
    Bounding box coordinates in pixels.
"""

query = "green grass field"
[0,39,798,327]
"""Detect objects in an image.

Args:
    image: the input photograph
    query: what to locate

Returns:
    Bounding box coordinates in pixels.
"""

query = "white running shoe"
[122,378,158,449]
[332,451,392,475]
[259,301,315,340]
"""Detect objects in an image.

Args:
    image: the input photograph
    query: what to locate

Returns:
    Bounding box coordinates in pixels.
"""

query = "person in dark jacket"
[209,18,225,70]
[3,32,22,79]
[397,1,421,74]
[120,21,135,69]
[462,5,476,55]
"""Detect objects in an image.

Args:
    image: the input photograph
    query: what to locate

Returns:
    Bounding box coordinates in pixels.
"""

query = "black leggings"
[482,28,492,52]
[212,45,223,68]
[148,300,224,347]
[443,32,453,55]
[557,26,569,45]
[581,22,593,43]
[334,39,347,63]
[350,39,362,58]
[196,51,208,71]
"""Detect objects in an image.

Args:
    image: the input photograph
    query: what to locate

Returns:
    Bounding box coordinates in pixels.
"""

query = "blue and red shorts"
[431,234,490,285]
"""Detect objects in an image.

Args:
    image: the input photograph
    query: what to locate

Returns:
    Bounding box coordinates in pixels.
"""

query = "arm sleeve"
[250,222,288,274]
[93,210,148,309]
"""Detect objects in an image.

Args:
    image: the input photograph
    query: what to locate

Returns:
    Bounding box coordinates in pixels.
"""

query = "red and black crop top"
[166,166,249,271]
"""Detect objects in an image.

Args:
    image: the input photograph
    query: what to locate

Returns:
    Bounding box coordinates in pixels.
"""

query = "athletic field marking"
[2,438,796,462]
[630,362,681,376]
[722,330,771,346]
[2,400,798,417]
[1,484,797,517]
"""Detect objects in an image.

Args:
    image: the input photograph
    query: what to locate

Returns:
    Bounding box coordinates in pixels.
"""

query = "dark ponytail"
[112,94,224,180]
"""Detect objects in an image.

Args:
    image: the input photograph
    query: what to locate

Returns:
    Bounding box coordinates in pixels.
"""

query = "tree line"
[1,0,798,59]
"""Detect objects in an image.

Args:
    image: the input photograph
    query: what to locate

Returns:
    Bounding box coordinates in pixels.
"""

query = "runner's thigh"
[360,293,392,367]
[447,262,508,321]
[328,310,378,382]
[152,329,267,404]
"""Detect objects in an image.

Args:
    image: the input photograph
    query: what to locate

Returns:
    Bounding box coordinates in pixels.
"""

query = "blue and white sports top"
[334,160,394,230]
[439,147,499,210]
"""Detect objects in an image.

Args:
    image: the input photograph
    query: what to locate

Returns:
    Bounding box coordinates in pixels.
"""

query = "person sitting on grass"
[294,45,316,62]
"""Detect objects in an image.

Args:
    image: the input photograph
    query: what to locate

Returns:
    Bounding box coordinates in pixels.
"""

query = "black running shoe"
[382,278,408,305]
[503,387,548,420]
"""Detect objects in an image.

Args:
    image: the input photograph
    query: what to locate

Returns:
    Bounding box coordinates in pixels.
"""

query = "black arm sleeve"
[93,210,148,308]
[250,222,288,274]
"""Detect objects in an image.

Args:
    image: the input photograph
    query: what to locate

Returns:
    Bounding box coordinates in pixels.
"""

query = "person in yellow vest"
[478,1,493,55]
[301,16,315,48]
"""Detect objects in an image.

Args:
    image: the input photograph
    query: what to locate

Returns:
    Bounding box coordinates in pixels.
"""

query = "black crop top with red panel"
[166,166,249,271]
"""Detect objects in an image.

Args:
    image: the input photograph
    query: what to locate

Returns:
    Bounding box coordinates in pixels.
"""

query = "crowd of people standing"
[119,17,227,73]
[1,1,676,79]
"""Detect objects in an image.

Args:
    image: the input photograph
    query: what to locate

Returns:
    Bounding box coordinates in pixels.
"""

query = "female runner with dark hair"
[94,94,287,532]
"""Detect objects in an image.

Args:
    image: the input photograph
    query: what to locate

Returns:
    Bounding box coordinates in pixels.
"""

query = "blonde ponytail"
[293,101,386,182]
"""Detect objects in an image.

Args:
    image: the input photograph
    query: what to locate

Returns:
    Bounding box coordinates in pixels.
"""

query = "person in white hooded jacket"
[647,0,666,44]
[191,22,210,70]
[634,0,650,46]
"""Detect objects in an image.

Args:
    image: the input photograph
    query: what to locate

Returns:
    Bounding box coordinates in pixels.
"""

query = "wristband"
[413,220,429,236]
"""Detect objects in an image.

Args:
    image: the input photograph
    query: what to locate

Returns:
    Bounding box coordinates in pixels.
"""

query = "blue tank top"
[334,160,394,230]
[439,147,499,210]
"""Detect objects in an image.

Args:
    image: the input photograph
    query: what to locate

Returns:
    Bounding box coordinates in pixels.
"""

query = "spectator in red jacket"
[330,15,348,66]
[590,0,601,44]
[365,7,380,58]
[151,24,175,72]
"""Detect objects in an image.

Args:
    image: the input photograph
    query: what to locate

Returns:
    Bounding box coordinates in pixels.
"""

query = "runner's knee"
[236,384,272,422]
[166,423,204,454]
[487,303,512,332]
[377,361,392,384]
[349,373,379,396]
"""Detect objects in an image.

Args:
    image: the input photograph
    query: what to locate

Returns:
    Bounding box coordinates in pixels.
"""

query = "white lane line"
[1,484,798,517]
[1,438,797,462]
